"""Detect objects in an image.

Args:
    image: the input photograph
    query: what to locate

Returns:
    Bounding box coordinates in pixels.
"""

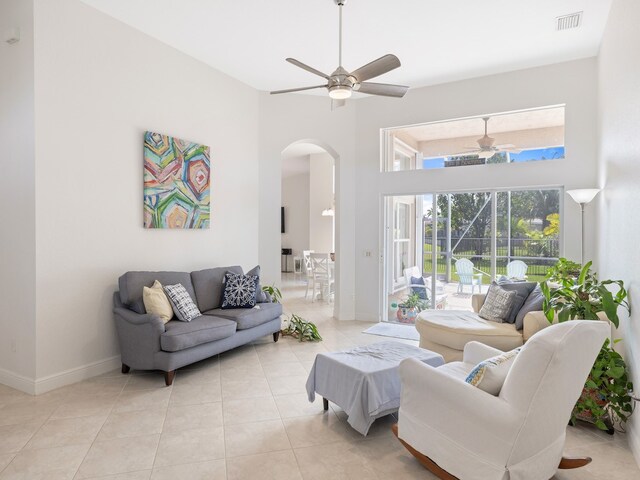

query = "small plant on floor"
[261,284,322,341]
[282,314,323,342]
[541,260,635,432]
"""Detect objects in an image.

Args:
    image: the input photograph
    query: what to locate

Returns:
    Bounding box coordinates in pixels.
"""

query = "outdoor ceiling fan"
[461,117,522,159]
[270,0,409,101]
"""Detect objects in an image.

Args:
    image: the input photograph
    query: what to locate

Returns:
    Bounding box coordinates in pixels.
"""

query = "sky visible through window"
[422,146,565,169]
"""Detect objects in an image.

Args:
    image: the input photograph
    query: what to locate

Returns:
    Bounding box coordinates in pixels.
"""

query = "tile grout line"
[71,373,132,480]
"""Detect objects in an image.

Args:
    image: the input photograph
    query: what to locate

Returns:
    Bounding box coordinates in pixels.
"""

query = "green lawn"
[421,256,552,283]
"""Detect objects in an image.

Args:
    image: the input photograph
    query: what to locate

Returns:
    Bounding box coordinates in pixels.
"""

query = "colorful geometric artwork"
[143,131,210,229]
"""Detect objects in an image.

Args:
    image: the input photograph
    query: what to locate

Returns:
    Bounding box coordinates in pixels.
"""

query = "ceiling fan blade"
[351,54,401,82]
[357,82,408,98]
[270,84,327,95]
[494,144,516,149]
[478,151,496,159]
[286,58,330,79]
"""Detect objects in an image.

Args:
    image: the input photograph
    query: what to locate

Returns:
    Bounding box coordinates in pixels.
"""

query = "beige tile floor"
[0,275,638,479]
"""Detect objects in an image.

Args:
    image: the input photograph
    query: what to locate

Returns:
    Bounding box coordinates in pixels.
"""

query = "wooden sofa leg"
[273,331,280,342]
[121,364,130,374]
[164,370,176,386]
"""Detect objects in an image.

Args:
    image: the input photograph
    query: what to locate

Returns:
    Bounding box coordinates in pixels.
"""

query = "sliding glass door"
[384,188,561,322]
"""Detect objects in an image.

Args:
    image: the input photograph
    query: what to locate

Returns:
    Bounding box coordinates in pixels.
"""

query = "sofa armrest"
[463,341,504,365]
[114,306,164,328]
[472,294,486,313]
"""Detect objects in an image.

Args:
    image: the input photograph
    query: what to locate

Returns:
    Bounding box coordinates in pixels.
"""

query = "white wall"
[354,59,599,321]
[31,0,260,389]
[596,0,640,464]
[309,152,334,253]
[258,94,358,320]
[0,0,37,389]
[281,163,310,260]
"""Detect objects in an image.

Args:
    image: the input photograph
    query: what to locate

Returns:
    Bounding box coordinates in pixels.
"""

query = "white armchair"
[394,320,609,480]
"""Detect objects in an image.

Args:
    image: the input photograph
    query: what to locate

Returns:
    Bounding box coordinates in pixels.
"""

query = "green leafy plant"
[541,260,629,325]
[541,259,634,431]
[282,314,322,342]
[400,292,428,311]
[261,284,283,304]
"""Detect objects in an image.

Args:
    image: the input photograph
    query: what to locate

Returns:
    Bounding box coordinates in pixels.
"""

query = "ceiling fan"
[461,117,522,159]
[270,0,409,101]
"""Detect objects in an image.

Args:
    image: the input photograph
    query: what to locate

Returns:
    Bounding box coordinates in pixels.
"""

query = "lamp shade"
[566,188,601,205]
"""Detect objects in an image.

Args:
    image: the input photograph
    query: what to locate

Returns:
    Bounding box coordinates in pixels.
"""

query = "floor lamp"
[566,188,601,265]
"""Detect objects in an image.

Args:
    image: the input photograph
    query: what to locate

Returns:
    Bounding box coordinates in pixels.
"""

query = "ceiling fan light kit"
[271,0,409,101]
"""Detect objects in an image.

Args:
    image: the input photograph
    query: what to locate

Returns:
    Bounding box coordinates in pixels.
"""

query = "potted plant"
[397,292,428,324]
[541,259,634,432]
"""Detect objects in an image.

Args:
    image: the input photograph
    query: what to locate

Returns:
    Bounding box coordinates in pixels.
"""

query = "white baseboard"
[0,356,121,396]
[629,425,640,470]
[34,355,121,395]
[0,368,36,395]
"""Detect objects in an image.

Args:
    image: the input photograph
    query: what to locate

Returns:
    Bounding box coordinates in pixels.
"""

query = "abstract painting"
[143,131,210,229]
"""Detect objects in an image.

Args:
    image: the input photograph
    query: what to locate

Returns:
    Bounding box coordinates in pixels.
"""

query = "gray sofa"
[113,266,282,385]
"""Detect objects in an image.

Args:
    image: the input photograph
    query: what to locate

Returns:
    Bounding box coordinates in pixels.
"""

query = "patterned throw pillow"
[465,347,521,395]
[163,283,201,322]
[479,283,517,323]
[221,272,259,309]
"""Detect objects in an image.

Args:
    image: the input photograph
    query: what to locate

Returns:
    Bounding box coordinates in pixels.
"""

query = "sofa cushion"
[204,303,283,330]
[221,272,259,309]
[496,281,537,325]
[515,285,544,330]
[161,315,236,352]
[479,283,517,323]
[119,271,195,314]
[416,310,523,352]
[143,280,173,324]
[164,283,202,322]
[191,266,243,312]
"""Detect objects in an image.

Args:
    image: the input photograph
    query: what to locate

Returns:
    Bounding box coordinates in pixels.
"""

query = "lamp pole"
[566,189,601,266]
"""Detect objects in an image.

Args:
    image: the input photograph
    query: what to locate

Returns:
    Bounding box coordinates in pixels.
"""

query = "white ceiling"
[81,0,612,94]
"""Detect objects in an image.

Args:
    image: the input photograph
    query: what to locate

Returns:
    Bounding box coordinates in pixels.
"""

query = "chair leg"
[392,424,458,480]
[164,370,175,386]
[558,456,592,469]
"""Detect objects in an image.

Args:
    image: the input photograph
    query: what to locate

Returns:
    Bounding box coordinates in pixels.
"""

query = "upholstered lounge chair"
[394,320,610,480]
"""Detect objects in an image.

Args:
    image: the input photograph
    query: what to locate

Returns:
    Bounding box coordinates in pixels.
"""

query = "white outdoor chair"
[302,250,314,299]
[507,260,528,280]
[455,258,483,294]
[310,253,333,303]
[394,320,609,480]
[403,266,448,310]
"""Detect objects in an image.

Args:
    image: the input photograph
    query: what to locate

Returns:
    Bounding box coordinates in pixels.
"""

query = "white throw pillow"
[465,347,521,395]
[143,280,173,324]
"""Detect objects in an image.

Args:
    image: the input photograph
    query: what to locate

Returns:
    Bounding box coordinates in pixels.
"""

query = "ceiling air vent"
[556,12,583,31]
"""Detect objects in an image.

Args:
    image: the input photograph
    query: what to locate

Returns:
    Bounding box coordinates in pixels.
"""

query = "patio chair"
[302,250,314,299]
[310,253,334,303]
[455,258,483,294]
[506,260,528,280]
[403,266,448,310]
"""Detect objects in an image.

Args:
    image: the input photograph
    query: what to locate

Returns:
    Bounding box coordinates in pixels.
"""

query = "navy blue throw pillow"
[221,272,259,309]
[410,276,428,300]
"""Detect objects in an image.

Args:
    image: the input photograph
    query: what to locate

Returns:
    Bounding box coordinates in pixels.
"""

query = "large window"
[382,106,565,172]
[384,188,561,321]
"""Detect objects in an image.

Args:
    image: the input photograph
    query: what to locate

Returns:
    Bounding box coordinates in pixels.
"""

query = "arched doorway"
[280,140,340,316]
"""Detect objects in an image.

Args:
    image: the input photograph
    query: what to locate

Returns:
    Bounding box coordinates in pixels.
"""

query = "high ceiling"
[81,0,612,94]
